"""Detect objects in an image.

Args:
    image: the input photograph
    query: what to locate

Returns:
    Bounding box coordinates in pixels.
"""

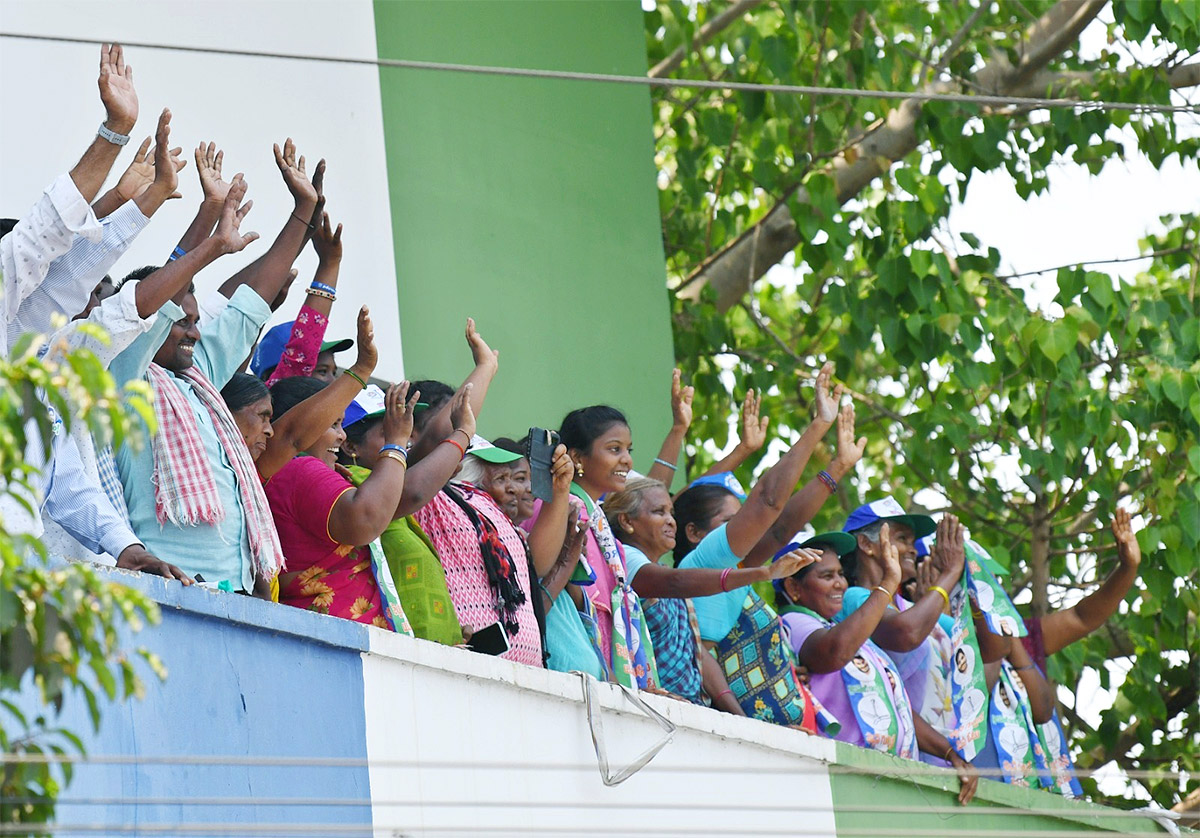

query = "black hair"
[671,483,738,565]
[493,436,528,457]
[559,405,628,455]
[269,375,327,421]
[221,373,270,413]
[411,379,455,430]
[0,219,17,239]
[115,265,160,291]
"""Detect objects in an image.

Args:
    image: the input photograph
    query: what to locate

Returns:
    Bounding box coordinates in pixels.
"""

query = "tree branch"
[648,0,765,79]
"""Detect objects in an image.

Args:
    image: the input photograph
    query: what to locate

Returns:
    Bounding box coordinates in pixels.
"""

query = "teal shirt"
[109,287,271,591]
[677,524,743,642]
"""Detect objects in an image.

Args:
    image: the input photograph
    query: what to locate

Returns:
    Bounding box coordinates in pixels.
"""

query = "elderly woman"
[777,527,978,804]
[263,376,418,630]
[604,477,815,709]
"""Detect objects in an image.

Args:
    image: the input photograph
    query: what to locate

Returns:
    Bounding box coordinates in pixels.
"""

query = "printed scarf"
[443,483,526,636]
[991,660,1082,797]
[944,575,990,760]
[570,484,657,689]
[145,363,283,582]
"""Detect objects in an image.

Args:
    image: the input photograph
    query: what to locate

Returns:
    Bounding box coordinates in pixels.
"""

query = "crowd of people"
[4,46,1146,806]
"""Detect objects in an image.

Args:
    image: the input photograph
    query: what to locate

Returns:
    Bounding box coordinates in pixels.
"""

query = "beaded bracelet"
[310,280,337,295]
[653,457,678,471]
[817,469,838,491]
[306,288,336,302]
[343,369,367,389]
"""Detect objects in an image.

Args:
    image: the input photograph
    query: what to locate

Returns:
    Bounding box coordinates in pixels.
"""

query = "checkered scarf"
[145,363,284,581]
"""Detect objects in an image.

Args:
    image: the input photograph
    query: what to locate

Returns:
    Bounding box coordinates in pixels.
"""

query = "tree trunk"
[1030,499,1051,619]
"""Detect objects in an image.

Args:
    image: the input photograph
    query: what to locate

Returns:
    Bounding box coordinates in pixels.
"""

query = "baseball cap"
[686,471,747,500]
[770,530,858,591]
[343,384,386,428]
[468,434,524,465]
[251,319,353,377]
[843,496,936,539]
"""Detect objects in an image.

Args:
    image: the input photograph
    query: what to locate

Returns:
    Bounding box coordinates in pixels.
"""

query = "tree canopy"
[646,0,1199,811]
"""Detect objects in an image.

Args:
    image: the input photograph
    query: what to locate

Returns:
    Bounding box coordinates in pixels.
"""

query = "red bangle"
[719,568,732,592]
[441,437,466,459]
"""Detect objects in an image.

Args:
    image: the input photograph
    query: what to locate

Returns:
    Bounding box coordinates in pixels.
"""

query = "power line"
[0,31,1196,116]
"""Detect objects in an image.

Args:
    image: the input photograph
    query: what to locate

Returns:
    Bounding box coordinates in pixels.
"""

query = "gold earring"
[575,464,584,478]
[624,525,634,533]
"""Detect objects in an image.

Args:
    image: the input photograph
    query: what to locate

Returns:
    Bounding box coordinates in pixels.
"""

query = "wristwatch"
[97,122,131,146]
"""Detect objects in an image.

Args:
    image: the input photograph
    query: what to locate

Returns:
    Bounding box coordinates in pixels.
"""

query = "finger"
[832,382,845,401]
[333,222,343,242]
[133,135,152,162]
[273,143,284,168]
[114,43,125,76]
[672,367,681,397]
[297,154,306,176]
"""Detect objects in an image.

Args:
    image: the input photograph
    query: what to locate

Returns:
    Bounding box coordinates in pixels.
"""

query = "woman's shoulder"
[268,456,350,500]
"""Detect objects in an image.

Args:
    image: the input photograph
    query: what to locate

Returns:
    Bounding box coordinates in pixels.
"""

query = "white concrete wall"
[0,1,405,378]
[363,629,839,837]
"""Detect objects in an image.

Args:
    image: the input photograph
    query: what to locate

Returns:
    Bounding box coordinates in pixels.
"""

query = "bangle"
[715,689,734,702]
[378,449,407,468]
[379,443,408,460]
[290,211,314,228]
[817,470,838,492]
[441,437,466,459]
[452,428,472,445]
[97,122,131,146]
[168,245,187,263]
[872,585,893,600]
[343,369,367,389]
[719,568,732,592]
[928,585,950,609]
[306,288,336,302]
[653,457,678,471]
[310,280,337,295]
[943,744,955,761]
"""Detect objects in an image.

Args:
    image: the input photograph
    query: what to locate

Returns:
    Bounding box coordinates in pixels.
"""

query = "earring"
[351,452,358,465]
[575,464,584,478]
[624,526,634,533]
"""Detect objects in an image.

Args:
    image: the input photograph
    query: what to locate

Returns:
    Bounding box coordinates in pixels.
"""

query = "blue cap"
[916,534,932,557]
[770,530,858,592]
[686,471,746,500]
[251,320,353,377]
[843,496,936,539]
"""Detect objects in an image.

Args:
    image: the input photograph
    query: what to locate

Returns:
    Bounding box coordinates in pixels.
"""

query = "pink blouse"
[265,304,329,386]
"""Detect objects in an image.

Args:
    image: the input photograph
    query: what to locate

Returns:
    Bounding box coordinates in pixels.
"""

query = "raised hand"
[670,368,695,431]
[880,523,902,592]
[465,318,499,371]
[209,174,258,254]
[813,361,842,424]
[1111,507,1142,570]
[381,381,418,448]
[98,43,137,134]
[911,556,938,602]
[312,211,343,263]
[115,137,154,201]
[738,389,769,452]
[148,109,186,200]
[449,382,477,441]
[351,306,379,379]
[195,141,232,204]
[930,513,965,578]
[768,547,823,579]
[558,506,588,569]
[550,444,574,497]
[273,138,319,207]
[833,401,867,472]
[307,158,327,227]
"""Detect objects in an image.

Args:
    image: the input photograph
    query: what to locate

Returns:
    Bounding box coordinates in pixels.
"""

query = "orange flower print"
[350,596,372,619]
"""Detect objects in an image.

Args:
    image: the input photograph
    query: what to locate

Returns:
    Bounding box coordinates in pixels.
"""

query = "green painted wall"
[373,0,675,456]
[828,742,1170,835]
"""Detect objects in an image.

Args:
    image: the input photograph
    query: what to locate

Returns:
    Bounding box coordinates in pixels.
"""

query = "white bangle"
[97,123,131,146]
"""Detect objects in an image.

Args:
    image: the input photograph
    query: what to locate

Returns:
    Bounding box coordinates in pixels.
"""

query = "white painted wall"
[0,0,405,378]
[363,630,839,838]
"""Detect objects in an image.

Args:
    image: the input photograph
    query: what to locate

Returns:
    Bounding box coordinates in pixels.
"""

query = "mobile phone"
[466,622,511,656]
[527,427,560,503]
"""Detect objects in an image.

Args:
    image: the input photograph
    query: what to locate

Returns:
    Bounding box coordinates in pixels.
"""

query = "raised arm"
[695,389,770,481]
[90,137,152,219]
[632,546,819,600]
[328,383,418,546]
[171,141,231,258]
[216,138,318,303]
[646,369,692,486]
[745,391,866,566]
[870,515,967,652]
[70,44,139,203]
[395,383,477,517]
[1041,507,1142,656]
[526,445,576,576]
[259,307,378,480]
[797,527,901,673]
[540,508,587,603]
[726,363,839,565]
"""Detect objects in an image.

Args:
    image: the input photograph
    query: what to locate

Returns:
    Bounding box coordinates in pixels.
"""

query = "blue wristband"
[379,443,408,459]
[310,280,337,295]
[168,245,186,262]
